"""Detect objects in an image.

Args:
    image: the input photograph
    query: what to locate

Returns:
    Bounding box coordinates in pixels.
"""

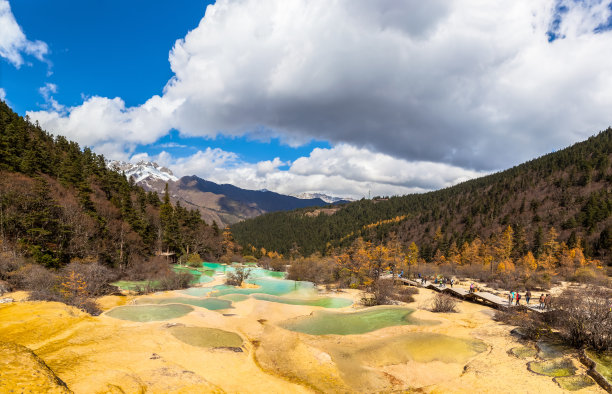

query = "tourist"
[545,294,552,310]
[508,291,513,305]
[470,283,475,293]
[539,294,545,309]
[516,292,521,306]
[525,290,531,305]
[450,278,454,288]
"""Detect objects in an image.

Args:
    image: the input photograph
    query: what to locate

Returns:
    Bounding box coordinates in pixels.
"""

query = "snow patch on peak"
[106,160,178,183]
[291,192,353,204]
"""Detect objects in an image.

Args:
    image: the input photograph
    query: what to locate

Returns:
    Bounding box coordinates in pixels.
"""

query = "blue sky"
[2,0,612,198]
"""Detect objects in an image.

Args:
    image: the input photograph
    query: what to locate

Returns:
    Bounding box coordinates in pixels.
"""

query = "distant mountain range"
[290,192,352,204]
[107,160,351,227]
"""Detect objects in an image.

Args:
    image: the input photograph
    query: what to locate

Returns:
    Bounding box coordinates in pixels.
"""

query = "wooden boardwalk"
[385,275,545,312]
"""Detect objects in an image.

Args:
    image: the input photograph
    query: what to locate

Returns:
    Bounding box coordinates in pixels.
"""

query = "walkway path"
[384,275,545,312]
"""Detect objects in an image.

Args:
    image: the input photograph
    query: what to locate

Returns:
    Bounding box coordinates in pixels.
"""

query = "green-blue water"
[210,278,315,297]
[111,280,158,291]
[106,304,193,322]
[172,266,214,283]
[178,287,216,297]
[218,294,250,302]
[252,294,352,308]
[202,262,286,279]
[281,307,437,335]
[135,297,232,310]
[528,359,577,377]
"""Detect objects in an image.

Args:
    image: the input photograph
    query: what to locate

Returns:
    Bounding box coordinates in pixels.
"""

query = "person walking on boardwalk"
[539,294,545,309]
[545,294,552,310]
[516,292,521,305]
[525,290,531,305]
[508,291,513,305]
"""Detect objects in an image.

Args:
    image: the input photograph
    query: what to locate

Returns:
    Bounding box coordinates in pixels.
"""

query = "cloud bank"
[134,145,486,200]
[25,0,612,195]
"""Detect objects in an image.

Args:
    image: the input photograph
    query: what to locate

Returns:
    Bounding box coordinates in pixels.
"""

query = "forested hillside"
[0,101,223,270]
[232,128,612,269]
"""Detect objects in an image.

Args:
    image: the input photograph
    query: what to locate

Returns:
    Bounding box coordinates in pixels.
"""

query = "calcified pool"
[172,266,214,283]
[280,307,437,335]
[202,262,286,279]
[554,375,595,391]
[586,350,612,384]
[134,297,232,310]
[333,331,488,365]
[252,294,352,308]
[169,326,243,348]
[527,359,577,377]
[218,294,250,302]
[536,340,573,359]
[105,304,193,322]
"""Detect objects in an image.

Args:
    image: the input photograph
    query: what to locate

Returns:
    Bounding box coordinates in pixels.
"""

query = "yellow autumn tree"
[520,251,537,273]
[385,233,405,278]
[60,270,87,301]
[447,242,461,272]
[369,243,390,280]
[494,226,514,262]
[404,242,420,274]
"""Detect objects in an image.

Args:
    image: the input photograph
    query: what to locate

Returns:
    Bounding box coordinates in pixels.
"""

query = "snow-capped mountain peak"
[291,192,353,204]
[106,160,178,183]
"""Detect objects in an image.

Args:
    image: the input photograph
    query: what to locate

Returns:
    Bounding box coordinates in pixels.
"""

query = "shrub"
[551,286,612,352]
[0,252,25,281]
[287,256,335,285]
[157,271,194,291]
[431,293,459,312]
[226,266,251,286]
[395,285,419,303]
[361,279,395,306]
[185,253,202,268]
[11,264,58,297]
[0,279,11,295]
[79,299,102,316]
[62,261,117,296]
[494,309,549,340]
[125,256,170,280]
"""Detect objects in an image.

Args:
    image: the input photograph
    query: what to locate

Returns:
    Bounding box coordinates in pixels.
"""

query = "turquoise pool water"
[252,294,352,308]
[209,278,315,297]
[176,263,350,309]
[106,304,194,322]
[218,294,250,302]
[172,266,214,283]
[202,262,286,279]
[134,297,232,310]
[178,287,216,297]
[280,307,437,335]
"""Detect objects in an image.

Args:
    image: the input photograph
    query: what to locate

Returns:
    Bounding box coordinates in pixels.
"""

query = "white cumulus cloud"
[137,144,486,199]
[25,0,612,185]
[0,0,48,67]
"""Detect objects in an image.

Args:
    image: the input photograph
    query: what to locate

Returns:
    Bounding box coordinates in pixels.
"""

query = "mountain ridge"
[231,128,612,267]
[110,160,349,227]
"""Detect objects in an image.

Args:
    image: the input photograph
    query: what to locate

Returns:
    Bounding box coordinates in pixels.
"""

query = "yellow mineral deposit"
[0,288,606,393]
